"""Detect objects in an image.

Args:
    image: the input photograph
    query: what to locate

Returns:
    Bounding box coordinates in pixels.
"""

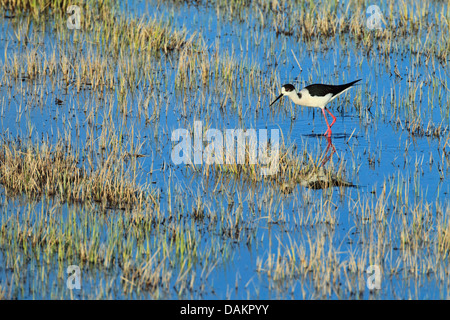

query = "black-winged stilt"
[270,79,361,137]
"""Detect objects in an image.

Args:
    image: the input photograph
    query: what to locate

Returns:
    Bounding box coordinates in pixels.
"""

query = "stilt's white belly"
[297,89,333,108]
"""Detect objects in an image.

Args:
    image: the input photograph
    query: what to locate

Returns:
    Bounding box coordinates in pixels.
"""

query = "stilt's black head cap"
[282,84,296,92]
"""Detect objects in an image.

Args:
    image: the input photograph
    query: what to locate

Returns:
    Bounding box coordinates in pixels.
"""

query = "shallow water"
[0,0,449,299]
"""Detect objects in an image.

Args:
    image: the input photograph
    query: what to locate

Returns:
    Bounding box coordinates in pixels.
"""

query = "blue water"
[0,0,449,299]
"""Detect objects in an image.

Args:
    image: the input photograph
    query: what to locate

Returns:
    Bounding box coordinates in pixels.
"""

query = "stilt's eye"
[297,93,302,99]
[282,84,295,92]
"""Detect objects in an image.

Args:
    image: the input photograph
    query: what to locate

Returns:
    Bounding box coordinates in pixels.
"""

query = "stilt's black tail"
[335,79,362,94]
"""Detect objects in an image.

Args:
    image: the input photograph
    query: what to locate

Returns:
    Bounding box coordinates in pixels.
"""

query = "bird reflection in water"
[321,136,337,167]
[281,136,354,192]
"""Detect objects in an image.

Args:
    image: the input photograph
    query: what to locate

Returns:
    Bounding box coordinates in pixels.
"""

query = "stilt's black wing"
[305,79,361,98]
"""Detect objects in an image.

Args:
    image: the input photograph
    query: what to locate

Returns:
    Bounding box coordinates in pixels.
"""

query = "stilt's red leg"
[321,108,332,137]
[325,108,336,129]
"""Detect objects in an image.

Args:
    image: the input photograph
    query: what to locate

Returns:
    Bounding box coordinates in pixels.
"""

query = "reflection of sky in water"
[0,0,448,298]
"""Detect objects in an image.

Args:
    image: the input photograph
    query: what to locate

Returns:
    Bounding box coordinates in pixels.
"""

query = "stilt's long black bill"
[269,94,283,107]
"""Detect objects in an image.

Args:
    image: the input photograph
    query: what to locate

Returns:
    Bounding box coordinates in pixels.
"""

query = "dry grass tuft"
[0,139,154,209]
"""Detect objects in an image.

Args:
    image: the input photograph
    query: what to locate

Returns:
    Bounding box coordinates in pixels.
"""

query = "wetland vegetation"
[0,0,449,299]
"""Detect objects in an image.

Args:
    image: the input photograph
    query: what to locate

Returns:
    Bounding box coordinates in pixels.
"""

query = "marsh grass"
[257,179,450,298]
[196,136,351,191]
[402,118,449,139]
[1,0,70,15]
[0,138,156,209]
[164,0,449,60]
[0,174,237,298]
[0,0,449,300]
